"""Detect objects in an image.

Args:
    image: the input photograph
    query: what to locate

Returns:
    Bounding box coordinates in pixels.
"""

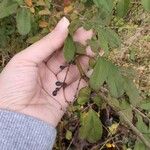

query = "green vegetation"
[0,0,150,149]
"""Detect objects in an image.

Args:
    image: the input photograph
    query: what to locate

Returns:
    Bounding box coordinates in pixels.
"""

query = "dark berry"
[60,65,66,70]
[55,81,63,86]
[55,87,60,91]
[52,90,57,96]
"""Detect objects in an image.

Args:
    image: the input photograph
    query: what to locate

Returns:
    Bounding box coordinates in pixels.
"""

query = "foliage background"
[0,0,150,149]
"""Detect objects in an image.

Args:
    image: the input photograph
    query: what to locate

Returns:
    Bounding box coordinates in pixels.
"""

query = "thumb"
[15,17,70,64]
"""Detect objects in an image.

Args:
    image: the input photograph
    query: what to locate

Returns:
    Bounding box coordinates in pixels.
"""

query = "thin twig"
[98,92,150,149]
[131,105,150,122]
[75,58,88,82]
[63,65,70,103]
[66,120,80,150]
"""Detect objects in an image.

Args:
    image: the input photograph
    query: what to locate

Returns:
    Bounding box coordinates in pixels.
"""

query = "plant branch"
[75,57,88,82]
[118,111,150,149]
[98,92,150,149]
[131,105,150,122]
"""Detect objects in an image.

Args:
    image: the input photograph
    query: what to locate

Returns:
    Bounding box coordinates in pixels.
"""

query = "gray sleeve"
[0,109,56,150]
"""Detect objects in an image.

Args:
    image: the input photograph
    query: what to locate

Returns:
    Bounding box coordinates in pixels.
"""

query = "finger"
[57,56,89,85]
[14,17,70,64]
[64,78,87,103]
[46,50,66,74]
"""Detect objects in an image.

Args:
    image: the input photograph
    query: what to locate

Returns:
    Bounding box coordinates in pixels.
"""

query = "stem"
[131,105,150,122]
[98,92,150,149]
[63,65,70,103]
[75,58,88,82]
[66,121,80,150]
[118,111,150,149]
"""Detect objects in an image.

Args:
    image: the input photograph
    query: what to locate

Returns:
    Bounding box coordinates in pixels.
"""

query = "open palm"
[0,18,93,126]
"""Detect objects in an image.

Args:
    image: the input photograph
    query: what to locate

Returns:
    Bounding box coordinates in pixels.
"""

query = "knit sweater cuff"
[0,109,56,150]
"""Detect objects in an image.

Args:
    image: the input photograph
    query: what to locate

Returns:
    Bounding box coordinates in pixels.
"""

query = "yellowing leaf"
[77,86,91,105]
[106,143,115,148]
[65,130,72,140]
[64,5,73,14]
[38,8,50,15]
[108,123,119,135]
[79,109,102,143]
[36,0,46,6]
[30,7,35,13]
[39,21,48,28]
[25,0,33,7]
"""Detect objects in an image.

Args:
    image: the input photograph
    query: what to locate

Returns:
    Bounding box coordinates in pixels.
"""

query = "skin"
[0,17,93,127]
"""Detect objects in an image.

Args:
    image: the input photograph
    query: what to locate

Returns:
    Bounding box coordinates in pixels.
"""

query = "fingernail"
[57,17,70,29]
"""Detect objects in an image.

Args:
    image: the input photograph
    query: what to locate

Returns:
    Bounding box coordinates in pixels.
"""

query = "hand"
[0,17,93,127]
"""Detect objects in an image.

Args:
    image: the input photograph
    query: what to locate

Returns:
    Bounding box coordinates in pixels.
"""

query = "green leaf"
[77,86,91,105]
[78,86,91,98]
[116,0,130,17]
[92,95,103,107]
[139,99,150,110]
[14,0,24,5]
[98,31,109,54]
[89,57,108,91]
[120,107,133,122]
[90,57,124,97]
[136,114,150,142]
[119,100,130,110]
[136,115,150,134]
[0,2,18,19]
[77,97,89,105]
[104,28,121,49]
[107,63,124,97]
[96,28,121,53]
[88,38,100,53]
[69,20,82,36]
[123,77,141,106]
[93,0,113,13]
[79,109,102,143]
[134,140,147,150]
[109,98,120,109]
[63,34,76,62]
[16,8,31,35]
[141,0,150,11]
